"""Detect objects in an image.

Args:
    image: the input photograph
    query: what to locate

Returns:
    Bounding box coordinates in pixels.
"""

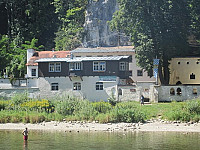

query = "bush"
[186,100,200,114]
[90,101,112,114]
[109,107,145,123]
[95,113,112,123]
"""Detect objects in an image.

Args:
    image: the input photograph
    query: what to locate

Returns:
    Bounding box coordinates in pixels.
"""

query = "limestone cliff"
[83,0,131,48]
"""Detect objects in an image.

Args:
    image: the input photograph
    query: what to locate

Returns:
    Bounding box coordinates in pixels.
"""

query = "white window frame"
[73,82,81,90]
[137,70,143,76]
[49,62,61,72]
[31,69,36,76]
[119,62,126,71]
[51,83,59,91]
[55,62,61,72]
[96,82,103,90]
[49,63,55,72]
[93,61,106,72]
[69,62,81,70]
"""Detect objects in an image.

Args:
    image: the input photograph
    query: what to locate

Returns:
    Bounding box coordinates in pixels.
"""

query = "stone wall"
[153,85,200,102]
[0,88,39,99]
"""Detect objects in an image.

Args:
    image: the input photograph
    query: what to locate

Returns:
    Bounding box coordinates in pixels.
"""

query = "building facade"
[71,46,156,83]
[169,57,200,85]
[35,56,131,101]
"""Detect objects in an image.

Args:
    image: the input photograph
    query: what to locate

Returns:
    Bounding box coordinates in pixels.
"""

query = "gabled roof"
[71,46,135,53]
[35,56,130,63]
[26,51,70,66]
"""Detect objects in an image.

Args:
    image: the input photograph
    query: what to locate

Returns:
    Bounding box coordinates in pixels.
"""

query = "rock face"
[83,0,131,48]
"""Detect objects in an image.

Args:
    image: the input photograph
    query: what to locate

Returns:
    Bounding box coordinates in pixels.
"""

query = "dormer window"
[49,62,61,72]
[93,61,106,72]
[119,62,128,71]
[69,62,81,71]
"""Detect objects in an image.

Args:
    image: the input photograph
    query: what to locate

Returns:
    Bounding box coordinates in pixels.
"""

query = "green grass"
[1,93,200,123]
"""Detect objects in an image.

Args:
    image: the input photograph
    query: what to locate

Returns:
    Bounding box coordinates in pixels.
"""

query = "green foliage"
[91,101,112,114]
[186,100,200,114]
[110,0,191,84]
[2,94,200,123]
[53,0,88,50]
[0,36,43,78]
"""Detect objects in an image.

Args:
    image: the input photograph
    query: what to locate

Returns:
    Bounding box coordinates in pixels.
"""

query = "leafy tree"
[110,0,191,84]
[189,0,200,46]
[0,0,58,49]
[0,35,42,78]
[53,0,88,50]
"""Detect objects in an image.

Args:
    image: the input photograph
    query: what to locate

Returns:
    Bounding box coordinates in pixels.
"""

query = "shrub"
[186,100,200,114]
[109,107,145,123]
[90,101,112,114]
[95,113,112,123]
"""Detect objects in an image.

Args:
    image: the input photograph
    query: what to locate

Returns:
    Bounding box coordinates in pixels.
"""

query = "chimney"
[70,52,74,59]
[27,49,35,63]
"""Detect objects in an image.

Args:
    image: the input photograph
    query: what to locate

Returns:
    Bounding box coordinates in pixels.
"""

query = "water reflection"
[23,140,28,150]
[0,130,200,150]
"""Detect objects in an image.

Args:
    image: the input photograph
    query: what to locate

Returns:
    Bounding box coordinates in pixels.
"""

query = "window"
[119,62,128,71]
[51,83,58,91]
[31,69,36,76]
[170,88,175,95]
[49,63,61,72]
[177,88,182,95]
[55,63,61,72]
[96,82,103,90]
[93,61,106,72]
[190,73,195,79]
[69,62,81,70]
[193,88,197,95]
[137,70,143,76]
[73,82,81,90]
[49,63,55,72]
[118,88,122,95]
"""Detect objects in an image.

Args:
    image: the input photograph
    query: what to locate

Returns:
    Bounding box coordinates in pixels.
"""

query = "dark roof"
[35,56,130,63]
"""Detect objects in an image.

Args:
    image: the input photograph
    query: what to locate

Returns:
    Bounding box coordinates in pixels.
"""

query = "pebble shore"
[1,119,200,133]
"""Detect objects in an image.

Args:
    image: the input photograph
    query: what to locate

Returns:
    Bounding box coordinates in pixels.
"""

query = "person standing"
[22,128,28,141]
[140,95,144,106]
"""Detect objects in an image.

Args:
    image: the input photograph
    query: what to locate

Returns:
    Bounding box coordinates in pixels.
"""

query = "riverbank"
[1,120,200,133]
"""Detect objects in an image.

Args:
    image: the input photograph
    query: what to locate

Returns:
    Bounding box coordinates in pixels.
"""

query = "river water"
[0,130,200,150]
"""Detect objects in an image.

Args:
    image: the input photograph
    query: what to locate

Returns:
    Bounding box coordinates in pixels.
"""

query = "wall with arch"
[153,85,200,102]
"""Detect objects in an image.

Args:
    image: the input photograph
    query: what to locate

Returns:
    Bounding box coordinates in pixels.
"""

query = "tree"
[53,0,88,50]
[0,35,42,78]
[0,0,58,49]
[110,0,191,84]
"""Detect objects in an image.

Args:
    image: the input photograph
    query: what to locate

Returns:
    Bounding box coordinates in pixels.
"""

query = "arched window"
[118,88,122,95]
[176,81,182,85]
[177,88,182,95]
[190,73,195,79]
[73,82,81,90]
[170,88,175,95]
